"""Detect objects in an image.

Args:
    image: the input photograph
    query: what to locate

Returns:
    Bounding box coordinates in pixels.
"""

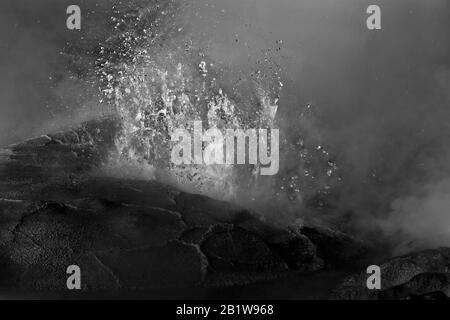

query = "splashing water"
[95,1,340,222]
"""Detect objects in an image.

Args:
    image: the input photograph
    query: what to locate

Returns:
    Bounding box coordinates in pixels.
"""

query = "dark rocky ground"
[0,117,449,299]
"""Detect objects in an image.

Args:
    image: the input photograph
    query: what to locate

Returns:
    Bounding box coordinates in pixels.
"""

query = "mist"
[200,0,450,250]
[0,0,114,146]
[1,0,450,253]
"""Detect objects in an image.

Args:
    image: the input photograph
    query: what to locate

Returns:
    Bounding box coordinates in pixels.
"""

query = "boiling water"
[95,0,340,223]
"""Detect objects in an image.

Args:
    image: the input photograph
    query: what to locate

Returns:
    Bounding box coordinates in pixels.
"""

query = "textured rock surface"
[333,248,450,300]
[0,117,377,298]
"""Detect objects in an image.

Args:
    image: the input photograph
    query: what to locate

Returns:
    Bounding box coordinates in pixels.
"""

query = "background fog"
[189,0,450,252]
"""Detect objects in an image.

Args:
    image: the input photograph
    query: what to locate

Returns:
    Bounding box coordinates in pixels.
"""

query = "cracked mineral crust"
[2,117,444,299]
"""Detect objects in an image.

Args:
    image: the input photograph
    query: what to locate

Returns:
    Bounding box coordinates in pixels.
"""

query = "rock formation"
[0,117,448,299]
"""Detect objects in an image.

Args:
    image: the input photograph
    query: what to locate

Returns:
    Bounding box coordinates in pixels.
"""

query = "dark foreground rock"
[0,117,383,298]
[333,248,450,299]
